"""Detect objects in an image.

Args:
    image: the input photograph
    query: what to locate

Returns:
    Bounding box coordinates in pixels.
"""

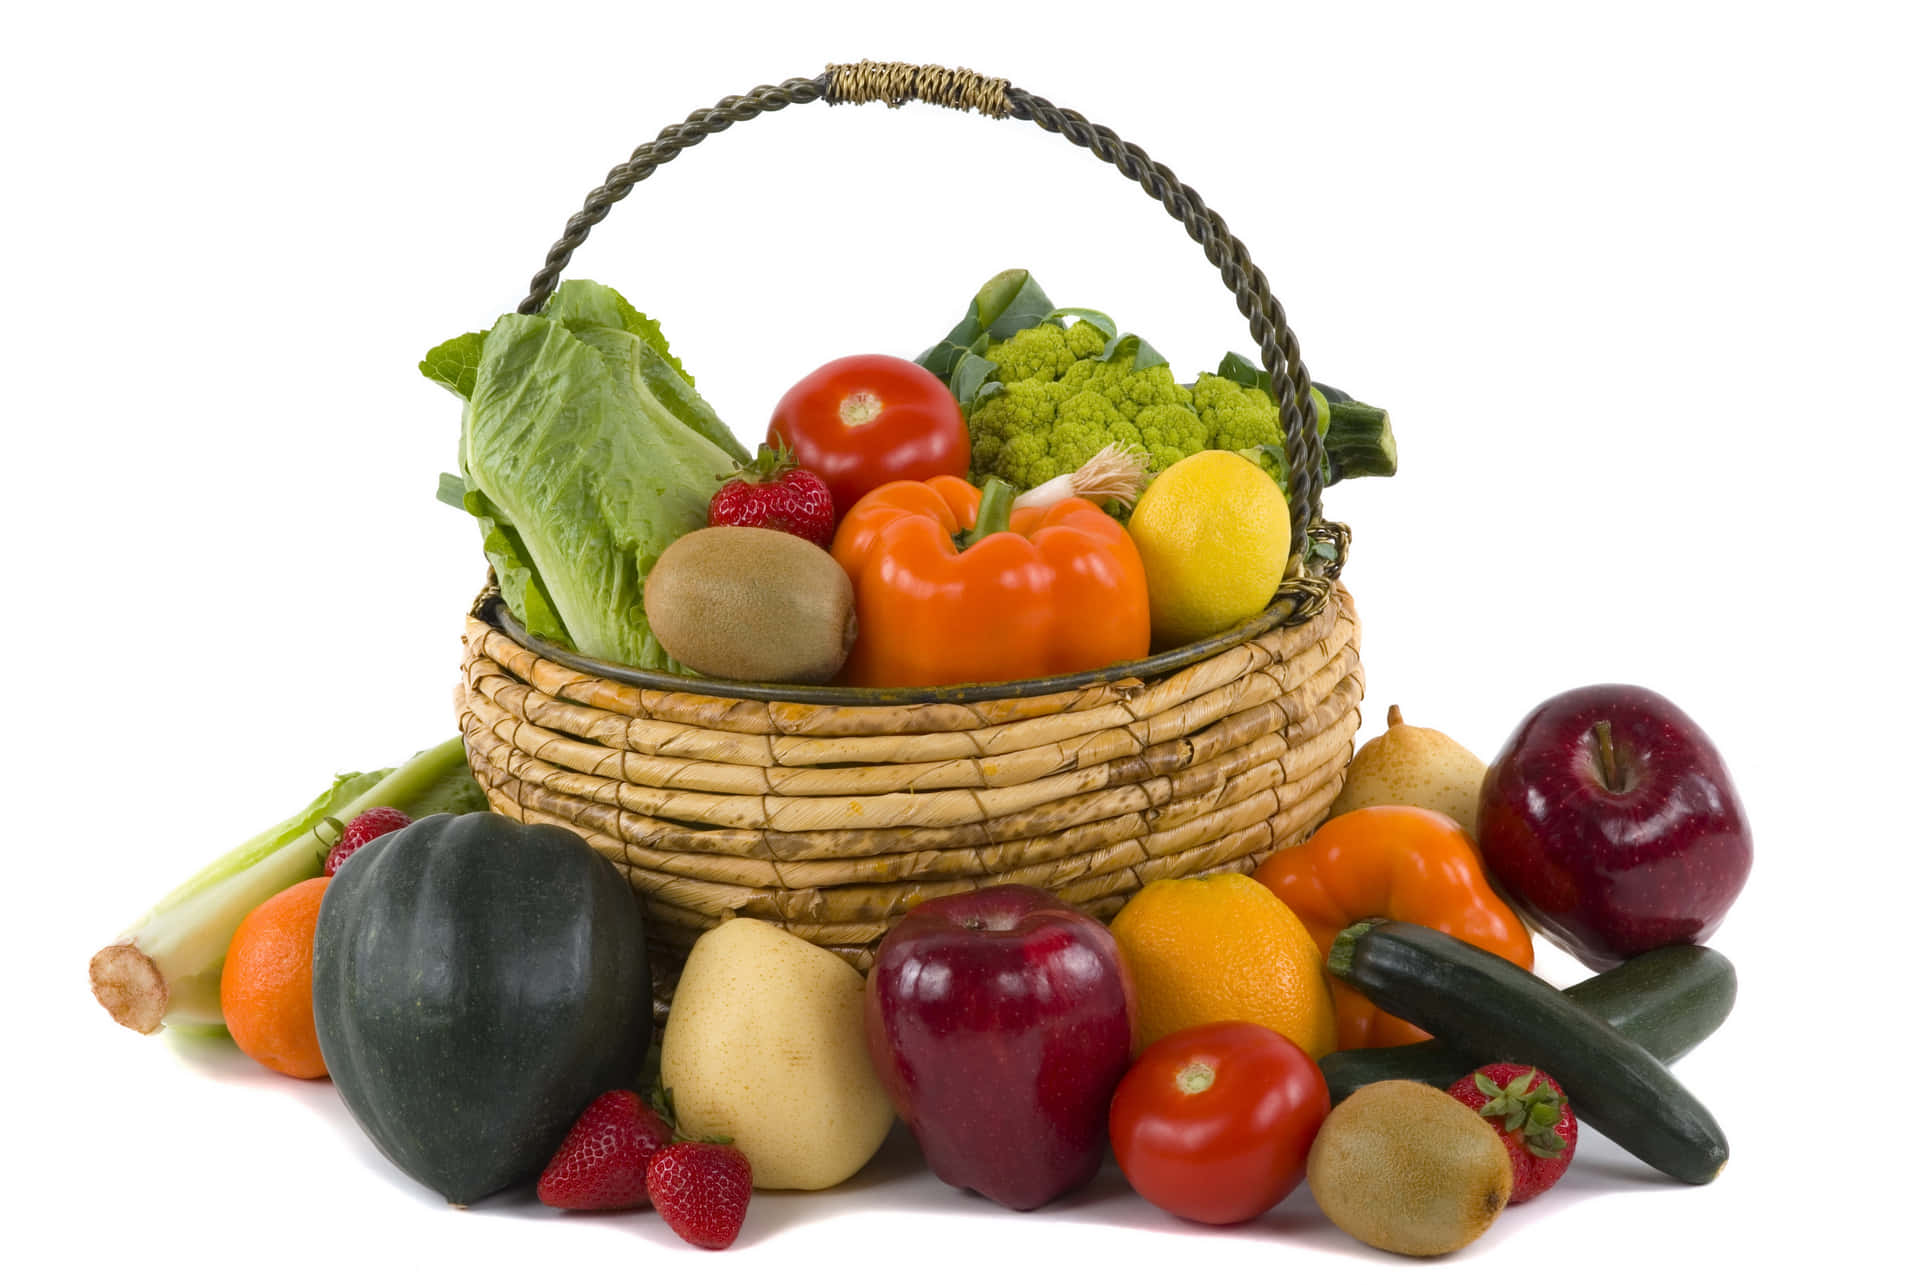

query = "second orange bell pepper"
[1253,805,1534,1050]
[830,475,1150,687]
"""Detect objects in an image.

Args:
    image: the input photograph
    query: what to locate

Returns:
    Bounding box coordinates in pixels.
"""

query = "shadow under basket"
[447,60,1369,1017]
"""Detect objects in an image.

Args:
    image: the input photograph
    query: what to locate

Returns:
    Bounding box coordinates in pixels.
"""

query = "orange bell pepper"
[830,475,1150,687]
[1253,805,1534,1050]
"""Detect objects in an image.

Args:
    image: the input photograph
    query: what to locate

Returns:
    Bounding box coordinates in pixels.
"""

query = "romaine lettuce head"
[423,281,747,671]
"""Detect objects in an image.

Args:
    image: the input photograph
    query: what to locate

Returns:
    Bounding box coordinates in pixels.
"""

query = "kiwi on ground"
[644,525,857,683]
[1307,1079,1513,1257]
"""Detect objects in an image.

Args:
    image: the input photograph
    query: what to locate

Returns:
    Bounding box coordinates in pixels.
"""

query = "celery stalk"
[89,735,486,1034]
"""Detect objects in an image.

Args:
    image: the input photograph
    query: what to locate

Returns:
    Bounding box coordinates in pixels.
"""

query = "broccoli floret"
[969,322,1214,492]
[1135,403,1212,473]
[968,379,1071,482]
[1050,390,1138,475]
[982,320,1109,383]
[1192,372,1288,492]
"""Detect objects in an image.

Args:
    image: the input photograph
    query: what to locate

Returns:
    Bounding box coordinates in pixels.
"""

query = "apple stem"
[1593,721,1623,792]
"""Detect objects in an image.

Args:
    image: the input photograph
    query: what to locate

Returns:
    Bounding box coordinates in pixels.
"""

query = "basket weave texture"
[457,583,1360,977]
[452,61,1367,1000]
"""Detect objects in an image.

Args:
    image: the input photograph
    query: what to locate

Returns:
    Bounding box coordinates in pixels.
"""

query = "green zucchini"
[1306,381,1396,482]
[1327,919,1731,1185]
[1321,399,1397,481]
[1320,943,1736,1103]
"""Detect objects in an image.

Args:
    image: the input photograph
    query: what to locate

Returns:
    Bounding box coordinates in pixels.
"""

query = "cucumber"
[1320,943,1736,1103]
[1321,399,1396,481]
[1327,919,1731,1184]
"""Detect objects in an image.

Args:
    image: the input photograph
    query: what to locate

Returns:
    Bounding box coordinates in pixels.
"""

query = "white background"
[7,2,1914,1279]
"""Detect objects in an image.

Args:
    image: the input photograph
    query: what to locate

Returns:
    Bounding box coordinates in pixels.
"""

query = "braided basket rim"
[477,573,1335,707]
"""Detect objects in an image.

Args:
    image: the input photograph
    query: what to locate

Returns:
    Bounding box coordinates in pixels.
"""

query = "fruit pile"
[87,266,1748,1258]
[89,676,1749,1256]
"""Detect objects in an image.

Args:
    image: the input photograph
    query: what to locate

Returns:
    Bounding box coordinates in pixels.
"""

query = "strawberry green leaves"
[1471,1069,1572,1160]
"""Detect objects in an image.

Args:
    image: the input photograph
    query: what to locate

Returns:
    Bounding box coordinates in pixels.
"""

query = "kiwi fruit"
[644,526,857,682]
[1307,1080,1513,1257]
[1329,705,1488,838]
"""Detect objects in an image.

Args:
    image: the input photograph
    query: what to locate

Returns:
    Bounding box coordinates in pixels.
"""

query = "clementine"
[219,876,331,1079]
[1109,872,1337,1059]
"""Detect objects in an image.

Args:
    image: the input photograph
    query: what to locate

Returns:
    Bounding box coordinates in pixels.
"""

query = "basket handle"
[517,60,1331,584]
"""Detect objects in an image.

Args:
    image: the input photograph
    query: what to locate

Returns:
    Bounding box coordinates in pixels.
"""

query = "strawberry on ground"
[706,447,836,548]
[1448,1063,1578,1203]
[647,1141,752,1250]
[323,807,411,876]
[538,1090,675,1211]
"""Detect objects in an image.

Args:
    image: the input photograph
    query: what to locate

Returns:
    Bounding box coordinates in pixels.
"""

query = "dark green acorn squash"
[312,812,650,1205]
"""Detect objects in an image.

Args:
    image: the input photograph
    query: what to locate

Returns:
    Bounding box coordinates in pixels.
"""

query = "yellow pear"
[1330,705,1488,837]
[662,919,896,1190]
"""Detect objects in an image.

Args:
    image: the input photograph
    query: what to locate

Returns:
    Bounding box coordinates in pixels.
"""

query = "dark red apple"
[864,885,1136,1211]
[1477,683,1751,970]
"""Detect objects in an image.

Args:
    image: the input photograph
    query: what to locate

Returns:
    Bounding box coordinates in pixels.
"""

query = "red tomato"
[766,354,970,517]
[1109,1021,1331,1225]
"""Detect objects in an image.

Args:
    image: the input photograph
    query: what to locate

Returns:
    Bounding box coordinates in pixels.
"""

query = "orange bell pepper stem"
[1253,805,1535,1050]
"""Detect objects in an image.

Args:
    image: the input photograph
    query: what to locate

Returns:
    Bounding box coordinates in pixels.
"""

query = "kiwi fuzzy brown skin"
[644,525,858,682]
[1307,1079,1514,1257]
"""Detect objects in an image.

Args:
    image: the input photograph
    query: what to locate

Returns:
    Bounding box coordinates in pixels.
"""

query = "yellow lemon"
[1110,871,1337,1058]
[1127,450,1292,649]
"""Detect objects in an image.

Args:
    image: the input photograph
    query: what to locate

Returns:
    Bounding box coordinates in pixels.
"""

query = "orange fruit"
[1110,872,1337,1059]
[220,876,331,1079]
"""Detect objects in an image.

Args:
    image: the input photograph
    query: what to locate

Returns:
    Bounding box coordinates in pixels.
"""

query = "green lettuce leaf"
[543,279,696,388]
[459,308,741,669]
[424,280,748,669]
[421,331,486,400]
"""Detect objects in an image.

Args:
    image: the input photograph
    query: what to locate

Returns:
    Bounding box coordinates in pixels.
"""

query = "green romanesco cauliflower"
[984,317,1108,382]
[968,321,1211,490]
[1191,372,1291,492]
[925,270,1393,503]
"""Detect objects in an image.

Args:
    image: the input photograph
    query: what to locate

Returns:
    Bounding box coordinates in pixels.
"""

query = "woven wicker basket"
[454,61,1365,1009]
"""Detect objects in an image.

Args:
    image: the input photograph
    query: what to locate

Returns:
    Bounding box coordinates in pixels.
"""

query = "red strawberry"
[646,1141,752,1250]
[322,806,411,876]
[707,447,836,548]
[1448,1063,1578,1203]
[537,1089,675,1211]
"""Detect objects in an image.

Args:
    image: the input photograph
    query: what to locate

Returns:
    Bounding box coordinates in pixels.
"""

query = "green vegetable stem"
[88,735,488,1035]
[959,478,1017,548]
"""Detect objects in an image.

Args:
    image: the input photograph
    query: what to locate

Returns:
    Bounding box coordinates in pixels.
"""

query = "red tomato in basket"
[1109,1021,1331,1225]
[767,354,970,517]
